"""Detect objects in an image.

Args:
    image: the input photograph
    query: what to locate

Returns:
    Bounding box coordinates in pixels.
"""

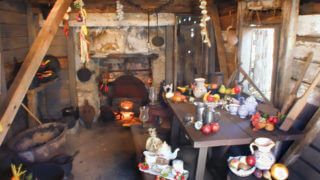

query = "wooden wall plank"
[290,159,320,179]
[297,36,320,43]
[0,0,73,145]
[0,10,26,25]
[208,3,229,80]
[55,29,67,37]
[47,45,67,57]
[50,36,67,46]
[1,48,28,62]
[275,0,299,107]
[300,146,320,171]
[292,59,320,86]
[293,41,320,63]
[1,37,28,50]
[296,15,320,37]
[312,133,320,150]
[0,1,27,13]
[0,24,28,38]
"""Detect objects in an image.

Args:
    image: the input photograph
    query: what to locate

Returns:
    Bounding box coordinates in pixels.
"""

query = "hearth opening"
[96,53,157,126]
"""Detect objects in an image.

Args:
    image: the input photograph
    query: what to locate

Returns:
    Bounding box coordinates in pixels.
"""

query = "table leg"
[195,147,208,180]
[170,116,179,149]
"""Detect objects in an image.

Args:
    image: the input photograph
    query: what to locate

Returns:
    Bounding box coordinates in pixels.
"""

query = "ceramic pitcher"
[250,137,276,170]
[193,78,207,98]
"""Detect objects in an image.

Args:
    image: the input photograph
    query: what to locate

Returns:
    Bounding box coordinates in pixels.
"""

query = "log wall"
[38,28,71,119]
[0,0,28,142]
[292,15,320,106]
[287,14,320,179]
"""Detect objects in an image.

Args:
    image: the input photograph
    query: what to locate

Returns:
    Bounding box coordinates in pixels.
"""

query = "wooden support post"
[275,0,300,107]
[0,27,7,104]
[195,147,208,180]
[165,26,174,84]
[173,17,178,90]
[27,3,38,47]
[0,0,73,145]
[235,1,247,82]
[281,108,320,166]
[207,2,229,81]
[67,28,78,107]
[239,66,271,104]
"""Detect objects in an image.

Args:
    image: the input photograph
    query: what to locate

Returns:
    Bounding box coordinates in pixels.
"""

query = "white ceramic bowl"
[228,156,256,177]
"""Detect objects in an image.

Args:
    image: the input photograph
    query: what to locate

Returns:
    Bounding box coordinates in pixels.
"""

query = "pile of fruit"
[229,155,256,170]
[173,172,186,180]
[203,92,220,102]
[171,92,187,103]
[138,162,149,170]
[201,122,220,134]
[228,155,256,177]
[250,112,280,131]
[213,84,241,95]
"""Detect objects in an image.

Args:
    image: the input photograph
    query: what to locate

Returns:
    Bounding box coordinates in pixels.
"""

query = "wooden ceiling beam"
[0,0,73,145]
[30,0,201,14]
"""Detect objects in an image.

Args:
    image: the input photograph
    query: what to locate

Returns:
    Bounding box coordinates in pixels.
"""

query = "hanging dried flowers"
[62,7,72,37]
[74,0,90,64]
[199,0,211,47]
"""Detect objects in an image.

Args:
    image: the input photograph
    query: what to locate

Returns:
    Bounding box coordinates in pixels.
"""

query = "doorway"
[239,26,279,101]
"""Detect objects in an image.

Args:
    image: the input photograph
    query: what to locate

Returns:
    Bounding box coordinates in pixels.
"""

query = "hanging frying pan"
[152,13,164,47]
[77,62,93,82]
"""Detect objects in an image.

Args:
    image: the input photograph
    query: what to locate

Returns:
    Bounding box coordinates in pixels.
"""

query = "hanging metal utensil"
[77,61,93,82]
[152,13,164,47]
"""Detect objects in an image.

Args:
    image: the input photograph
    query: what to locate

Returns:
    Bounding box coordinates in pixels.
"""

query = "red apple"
[272,117,278,124]
[207,95,216,102]
[234,85,242,94]
[202,124,211,134]
[210,123,220,133]
[246,155,256,166]
[267,117,273,123]
[211,84,218,89]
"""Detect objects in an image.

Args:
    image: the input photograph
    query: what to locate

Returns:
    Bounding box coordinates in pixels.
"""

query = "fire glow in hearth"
[120,100,134,121]
[113,98,142,127]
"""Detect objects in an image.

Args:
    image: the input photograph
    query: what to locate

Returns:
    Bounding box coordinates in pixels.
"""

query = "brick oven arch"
[112,75,149,104]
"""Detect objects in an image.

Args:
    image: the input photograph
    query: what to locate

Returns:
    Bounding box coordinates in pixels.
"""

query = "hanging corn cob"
[74,0,90,64]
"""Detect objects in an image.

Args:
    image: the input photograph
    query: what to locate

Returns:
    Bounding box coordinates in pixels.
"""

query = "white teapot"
[245,95,258,115]
[156,141,180,161]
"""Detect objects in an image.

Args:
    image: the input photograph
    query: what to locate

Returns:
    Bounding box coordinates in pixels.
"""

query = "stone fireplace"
[73,25,167,123]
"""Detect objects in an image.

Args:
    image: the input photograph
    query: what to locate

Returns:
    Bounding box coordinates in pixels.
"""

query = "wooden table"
[167,100,304,180]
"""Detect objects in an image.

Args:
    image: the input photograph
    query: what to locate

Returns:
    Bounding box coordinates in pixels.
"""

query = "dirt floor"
[65,121,141,180]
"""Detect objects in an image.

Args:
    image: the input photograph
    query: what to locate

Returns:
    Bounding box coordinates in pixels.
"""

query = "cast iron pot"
[28,163,65,180]
[8,123,67,164]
